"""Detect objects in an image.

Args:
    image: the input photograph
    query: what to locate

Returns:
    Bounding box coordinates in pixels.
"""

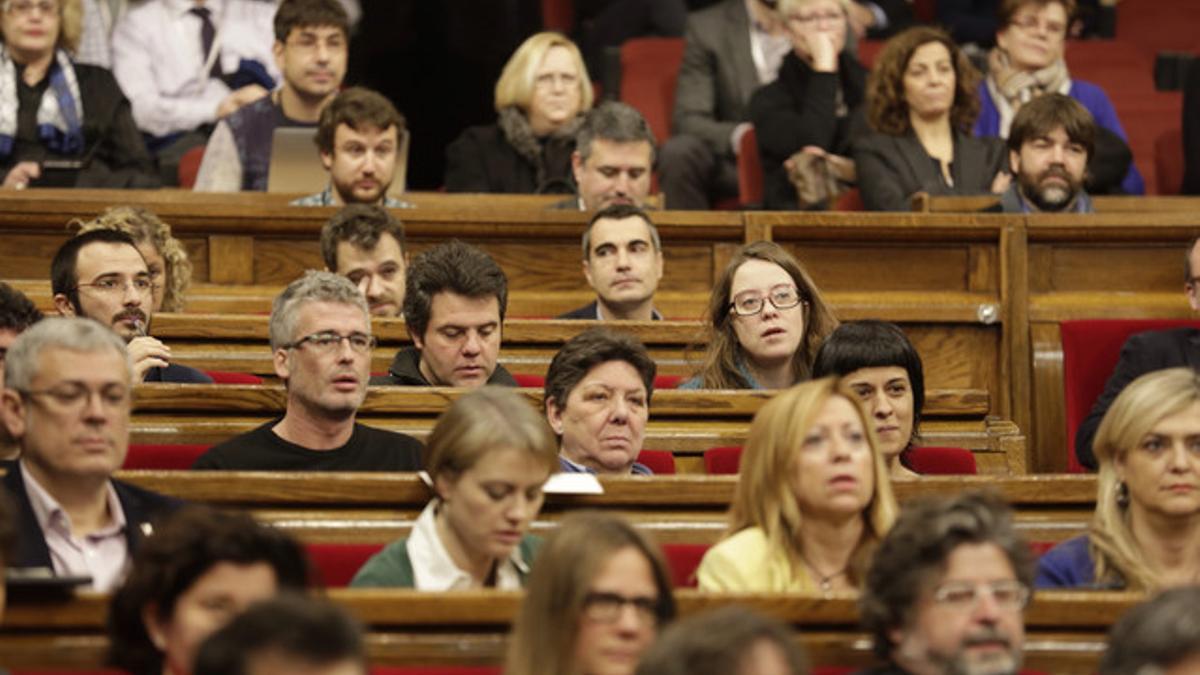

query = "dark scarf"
[497,105,584,192]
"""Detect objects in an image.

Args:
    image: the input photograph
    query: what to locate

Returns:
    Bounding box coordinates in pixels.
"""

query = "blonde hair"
[0,0,82,54]
[493,31,593,114]
[506,512,676,675]
[72,206,192,312]
[726,377,898,586]
[1090,368,1200,590]
[424,386,559,487]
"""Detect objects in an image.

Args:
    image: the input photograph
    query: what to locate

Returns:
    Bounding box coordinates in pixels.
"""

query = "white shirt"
[745,0,791,86]
[111,0,278,138]
[406,501,530,591]
[21,463,130,592]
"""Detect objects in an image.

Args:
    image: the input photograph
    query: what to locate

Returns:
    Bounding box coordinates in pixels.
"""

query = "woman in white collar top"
[351,386,559,590]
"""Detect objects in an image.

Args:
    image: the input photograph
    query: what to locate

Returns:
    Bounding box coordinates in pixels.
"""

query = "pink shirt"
[21,463,131,592]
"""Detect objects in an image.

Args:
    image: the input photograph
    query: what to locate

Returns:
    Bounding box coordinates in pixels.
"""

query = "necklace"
[800,551,848,593]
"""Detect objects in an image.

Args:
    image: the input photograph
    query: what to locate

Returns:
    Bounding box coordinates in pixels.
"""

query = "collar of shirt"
[405,500,530,590]
[21,461,127,543]
[168,0,226,20]
[592,303,662,321]
[559,454,653,475]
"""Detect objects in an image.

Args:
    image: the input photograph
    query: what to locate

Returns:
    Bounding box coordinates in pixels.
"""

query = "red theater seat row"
[703,446,978,476]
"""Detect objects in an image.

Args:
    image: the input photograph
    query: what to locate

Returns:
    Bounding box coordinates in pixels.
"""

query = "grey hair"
[1101,587,1200,675]
[5,317,131,391]
[269,271,371,351]
[575,101,657,164]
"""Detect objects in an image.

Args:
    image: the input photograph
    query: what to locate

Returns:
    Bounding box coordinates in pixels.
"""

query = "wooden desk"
[0,588,1134,673]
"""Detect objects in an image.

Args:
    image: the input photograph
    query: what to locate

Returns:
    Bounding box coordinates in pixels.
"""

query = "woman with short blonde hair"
[698,377,898,592]
[351,387,559,589]
[1038,368,1200,590]
[446,32,592,195]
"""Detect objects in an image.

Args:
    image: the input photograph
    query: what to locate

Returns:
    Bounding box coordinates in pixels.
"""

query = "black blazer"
[1075,328,1200,470]
[2,463,181,571]
[854,129,1006,211]
[443,123,576,195]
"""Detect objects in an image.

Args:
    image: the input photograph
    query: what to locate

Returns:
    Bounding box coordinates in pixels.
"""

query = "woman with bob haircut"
[697,377,898,592]
[854,26,1008,211]
[750,0,867,210]
[506,511,676,675]
[445,31,593,195]
[681,241,838,390]
[813,320,924,479]
[0,0,157,190]
[1037,368,1200,590]
[107,506,310,675]
[73,206,192,312]
[352,386,559,589]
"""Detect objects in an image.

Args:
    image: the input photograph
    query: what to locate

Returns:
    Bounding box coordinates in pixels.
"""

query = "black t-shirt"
[193,419,423,471]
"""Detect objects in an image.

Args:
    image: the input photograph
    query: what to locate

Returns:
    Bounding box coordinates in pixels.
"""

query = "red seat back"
[737,126,764,207]
[306,542,385,587]
[654,374,683,389]
[513,373,545,388]
[704,445,743,474]
[1156,127,1185,195]
[636,449,676,474]
[539,0,572,32]
[1061,319,1200,473]
[204,370,264,384]
[661,542,710,587]
[124,444,210,470]
[905,446,977,475]
[618,37,686,143]
[177,145,205,188]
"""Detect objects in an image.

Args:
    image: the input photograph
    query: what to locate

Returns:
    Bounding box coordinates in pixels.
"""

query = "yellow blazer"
[696,527,816,592]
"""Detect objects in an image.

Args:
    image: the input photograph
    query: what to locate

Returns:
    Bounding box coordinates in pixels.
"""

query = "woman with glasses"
[445,31,591,195]
[976,0,1141,195]
[506,511,676,675]
[352,386,559,589]
[0,0,156,189]
[73,206,191,313]
[749,0,867,210]
[697,377,897,592]
[681,241,837,390]
[1037,368,1200,590]
[854,25,1009,211]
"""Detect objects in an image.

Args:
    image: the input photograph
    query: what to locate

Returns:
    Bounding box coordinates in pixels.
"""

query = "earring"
[1116,481,1130,508]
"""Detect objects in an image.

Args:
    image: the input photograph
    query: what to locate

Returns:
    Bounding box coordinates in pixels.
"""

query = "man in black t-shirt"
[194,271,421,471]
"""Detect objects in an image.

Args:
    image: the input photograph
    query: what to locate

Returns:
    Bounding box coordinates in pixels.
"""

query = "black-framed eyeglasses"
[17,382,131,412]
[581,591,663,625]
[729,284,806,316]
[932,580,1030,611]
[75,276,154,296]
[284,330,376,354]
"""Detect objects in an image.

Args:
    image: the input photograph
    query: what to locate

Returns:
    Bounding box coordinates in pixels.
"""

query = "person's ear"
[1008,149,1020,177]
[273,347,291,381]
[571,150,585,185]
[320,150,334,171]
[53,293,76,317]
[0,389,27,440]
[141,603,168,651]
[272,40,286,73]
[545,396,564,434]
[582,258,595,289]
[433,471,458,503]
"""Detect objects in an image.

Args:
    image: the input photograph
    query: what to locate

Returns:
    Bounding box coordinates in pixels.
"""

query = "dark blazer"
[1,63,158,188]
[1075,328,1200,470]
[2,463,181,571]
[749,51,867,210]
[443,123,576,195]
[854,129,1006,211]
[671,0,758,156]
[557,301,663,320]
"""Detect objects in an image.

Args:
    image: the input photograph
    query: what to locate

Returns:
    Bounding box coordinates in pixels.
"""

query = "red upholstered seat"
[737,126,764,208]
[1029,541,1057,558]
[1060,319,1200,473]
[177,145,205,188]
[306,542,385,587]
[618,37,686,144]
[1155,127,1185,195]
[204,370,264,384]
[654,374,683,389]
[124,444,210,470]
[905,446,977,475]
[513,373,545,388]
[636,449,676,474]
[661,542,710,588]
[704,445,743,474]
[539,0,572,32]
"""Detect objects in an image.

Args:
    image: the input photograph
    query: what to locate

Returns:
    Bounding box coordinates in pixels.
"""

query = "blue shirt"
[558,455,653,476]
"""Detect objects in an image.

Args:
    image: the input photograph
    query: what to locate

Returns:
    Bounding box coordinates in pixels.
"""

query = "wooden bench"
[0,588,1135,673]
[912,193,1200,213]
[130,383,1021,473]
[106,471,1095,546]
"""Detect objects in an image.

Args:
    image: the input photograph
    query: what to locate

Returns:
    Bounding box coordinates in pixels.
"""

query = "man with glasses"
[0,318,179,591]
[1075,236,1200,470]
[193,271,422,470]
[857,491,1033,675]
[50,229,212,383]
[194,0,350,192]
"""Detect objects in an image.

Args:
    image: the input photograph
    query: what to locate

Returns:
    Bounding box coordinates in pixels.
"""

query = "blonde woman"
[506,511,676,675]
[1037,368,1200,590]
[73,206,192,312]
[445,31,592,195]
[697,377,898,592]
[351,387,559,589]
[681,241,838,390]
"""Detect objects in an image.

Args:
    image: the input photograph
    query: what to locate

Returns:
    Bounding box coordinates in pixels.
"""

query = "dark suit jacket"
[557,301,663,320]
[2,462,181,571]
[1075,328,1200,470]
[854,130,1006,211]
[671,0,758,156]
